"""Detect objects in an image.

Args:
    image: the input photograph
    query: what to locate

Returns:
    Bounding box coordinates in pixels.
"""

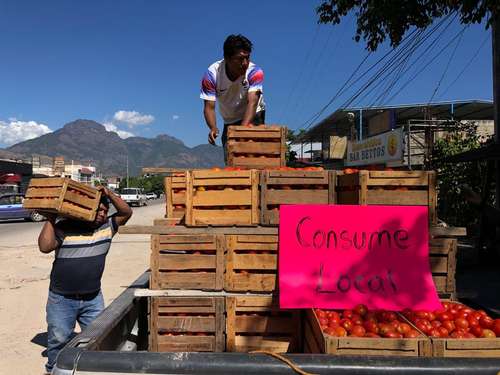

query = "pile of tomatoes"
[314,304,421,338]
[210,166,324,171]
[401,302,500,339]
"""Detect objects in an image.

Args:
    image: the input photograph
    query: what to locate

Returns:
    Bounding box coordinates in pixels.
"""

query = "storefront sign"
[279,205,441,310]
[346,128,403,166]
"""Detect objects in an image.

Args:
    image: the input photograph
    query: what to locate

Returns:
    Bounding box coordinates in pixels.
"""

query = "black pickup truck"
[52,271,500,374]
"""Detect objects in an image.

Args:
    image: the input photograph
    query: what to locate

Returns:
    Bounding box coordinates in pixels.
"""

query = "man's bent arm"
[241,91,260,126]
[38,214,59,253]
[204,100,218,144]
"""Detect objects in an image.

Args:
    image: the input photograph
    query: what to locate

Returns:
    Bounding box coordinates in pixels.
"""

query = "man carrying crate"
[200,34,266,158]
[37,186,132,374]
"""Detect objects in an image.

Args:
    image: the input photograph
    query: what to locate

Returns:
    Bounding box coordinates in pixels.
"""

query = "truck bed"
[53,272,500,374]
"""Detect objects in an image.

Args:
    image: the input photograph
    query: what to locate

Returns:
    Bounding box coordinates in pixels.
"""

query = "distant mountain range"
[1,119,224,176]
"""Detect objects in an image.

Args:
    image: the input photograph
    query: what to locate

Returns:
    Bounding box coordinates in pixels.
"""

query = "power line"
[437,33,490,100]
[295,14,454,132]
[427,26,466,104]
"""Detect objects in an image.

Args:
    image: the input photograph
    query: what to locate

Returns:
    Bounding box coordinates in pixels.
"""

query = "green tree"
[317,1,498,51]
[431,122,491,226]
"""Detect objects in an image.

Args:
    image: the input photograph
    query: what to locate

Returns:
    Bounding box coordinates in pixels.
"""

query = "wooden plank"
[193,190,251,206]
[233,254,277,270]
[430,227,467,237]
[191,209,254,226]
[192,178,253,187]
[230,157,281,168]
[366,178,430,186]
[366,190,429,205]
[429,256,449,273]
[225,296,237,351]
[26,177,66,187]
[337,190,361,204]
[267,170,329,180]
[227,130,282,139]
[230,274,276,292]
[120,225,278,235]
[24,187,62,198]
[157,254,216,270]
[156,316,215,332]
[266,190,329,205]
[369,171,430,178]
[64,190,95,208]
[235,316,296,334]
[233,336,292,353]
[155,335,216,352]
[155,272,217,290]
[192,170,252,179]
[236,234,278,243]
[227,141,281,155]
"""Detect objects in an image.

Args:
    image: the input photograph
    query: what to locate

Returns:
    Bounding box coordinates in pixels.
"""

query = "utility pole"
[126,154,129,188]
[493,15,500,208]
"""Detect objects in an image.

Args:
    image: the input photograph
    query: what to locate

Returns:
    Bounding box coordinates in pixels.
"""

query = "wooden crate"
[185,170,260,226]
[165,173,187,222]
[226,296,301,353]
[304,309,431,357]
[429,238,457,294]
[23,177,101,222]
[226,125,286,169]
[150,234,224,291]
[431,337,500,357]
[260,170,337,225]
[225,233,278,292]
[149,296,225,352]
[337,170,437,223]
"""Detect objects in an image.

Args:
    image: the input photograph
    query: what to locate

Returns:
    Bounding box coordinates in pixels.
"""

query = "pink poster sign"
[279,205,441,311]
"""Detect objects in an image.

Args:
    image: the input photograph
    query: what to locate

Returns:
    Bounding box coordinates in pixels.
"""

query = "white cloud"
[0,119,52,146]
[113,110,154,127]
[172,115,180,120]
[103,122,134,139]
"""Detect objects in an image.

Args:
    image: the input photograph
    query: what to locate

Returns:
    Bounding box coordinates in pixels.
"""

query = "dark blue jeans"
[45,290,104,373]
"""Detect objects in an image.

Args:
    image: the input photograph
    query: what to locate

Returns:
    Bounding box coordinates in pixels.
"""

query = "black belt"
[61,290,100,301]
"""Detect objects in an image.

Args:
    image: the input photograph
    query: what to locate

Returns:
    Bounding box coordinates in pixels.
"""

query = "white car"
[120,188,147,207]
[145,192,157,200]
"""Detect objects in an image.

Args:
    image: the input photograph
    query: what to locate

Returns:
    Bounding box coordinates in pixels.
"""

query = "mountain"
[5,119,224,175]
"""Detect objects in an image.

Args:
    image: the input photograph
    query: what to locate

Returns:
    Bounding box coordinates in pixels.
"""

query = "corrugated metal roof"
[299,100,494,142]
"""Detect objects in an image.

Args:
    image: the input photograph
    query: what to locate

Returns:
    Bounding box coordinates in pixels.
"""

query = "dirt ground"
[0,201,161,375]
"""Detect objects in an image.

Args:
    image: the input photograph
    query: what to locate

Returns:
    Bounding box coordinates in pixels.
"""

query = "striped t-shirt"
[49,217,118,295]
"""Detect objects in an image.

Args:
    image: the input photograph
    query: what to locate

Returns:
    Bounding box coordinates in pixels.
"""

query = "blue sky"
[0,1,494,148]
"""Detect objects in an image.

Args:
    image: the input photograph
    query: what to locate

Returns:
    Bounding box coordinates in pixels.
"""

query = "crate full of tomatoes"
[304,304,431,356]
[401,301,500,357]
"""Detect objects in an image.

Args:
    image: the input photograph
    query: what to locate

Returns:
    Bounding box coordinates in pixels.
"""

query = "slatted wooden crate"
[337,171,437,223]
[429,238,457,294]
[185,170,260,226]
[225,233,278,292]
[226,296,301,353]
[150,234,224,291]
[260,169,337,225]
[149,297,225,352]
[430,337,500,357]
[165,172,187,222]
[226,125,286,169]
[304,309,431,357]
[23,177,101,222]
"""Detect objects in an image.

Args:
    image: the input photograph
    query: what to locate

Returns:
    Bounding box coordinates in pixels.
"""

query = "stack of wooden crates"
[152,124,453,354]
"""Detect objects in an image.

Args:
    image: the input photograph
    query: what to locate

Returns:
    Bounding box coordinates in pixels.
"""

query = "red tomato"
[455,318,469,330]
[438,327,449,338]
[328,315,340,326]
[427,312,436,321]
[493,319,500,336]
[316,309,327,319]
[464,332,476,338]
[415,320,431,334]
[467,317,480,328]
[471,326,484,337]
[429,328,441,337]
[437,312,452,322]
[328,319,339,329]
[470,311,482,321]
[430,320,442,328]
[342,310,354,319]
[327,311,341,321]
[335,326,348,337]
[319,317,329,326]
[415,310,429,320]
[480,316,494,329]
[397,323,411,335]
[351,314,363,326]
[385,312,398,322]
[441,302,451,311]
[389,320,400,331]
[324,327,337,336]
[442,320,455,332]
[385,331,403,339]
[351,325,366,337]
[364,332,381,338]
[378,323,394,336]
[460,307,473,315]
[364,312,377,322]
[477,310,488,318]
[456,311,469,320]
[404,329,420,338]
[481,329,496,338]
[340,318,353,332]
[353,304,368,317]
[364,320,379,334]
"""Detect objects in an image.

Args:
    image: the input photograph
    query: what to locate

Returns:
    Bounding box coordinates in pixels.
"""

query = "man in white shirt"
[200,34,265,157]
